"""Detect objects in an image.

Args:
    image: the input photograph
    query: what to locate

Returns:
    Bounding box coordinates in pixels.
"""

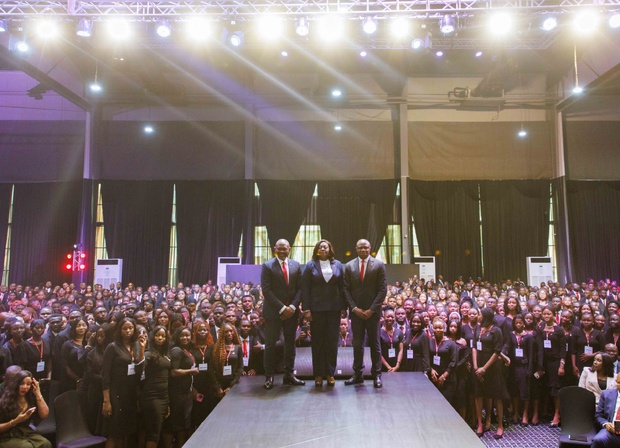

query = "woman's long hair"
[211,323,240,374]
[0,370,34,421]
[148,325,170,357]
[192,320,214,348]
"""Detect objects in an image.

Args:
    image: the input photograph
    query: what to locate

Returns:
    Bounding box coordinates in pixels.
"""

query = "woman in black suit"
[302,239,345,387]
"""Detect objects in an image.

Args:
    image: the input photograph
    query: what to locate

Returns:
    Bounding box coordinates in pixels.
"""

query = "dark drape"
[0,184,13,272]
[552,177,571,284]
[101,181,173,287]
[176,181,246,284]
[9,182,81,285]
[479,180,551,283]
[566,181,620,281]
[317,180,397,263]
[256,181,316,249]
[408,180,482,282]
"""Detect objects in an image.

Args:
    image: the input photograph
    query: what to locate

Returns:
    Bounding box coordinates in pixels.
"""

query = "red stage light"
[65,263,73,270]
[67,253,72,259]
[79,264,86,270]
[80,252,86,259]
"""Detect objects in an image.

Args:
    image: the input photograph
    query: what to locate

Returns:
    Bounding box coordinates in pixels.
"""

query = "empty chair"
[54,390,107,448]
[34,379,60,442]
[558,386,598,447]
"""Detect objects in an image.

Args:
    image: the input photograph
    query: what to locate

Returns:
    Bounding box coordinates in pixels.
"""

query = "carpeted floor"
[479,421,561,448]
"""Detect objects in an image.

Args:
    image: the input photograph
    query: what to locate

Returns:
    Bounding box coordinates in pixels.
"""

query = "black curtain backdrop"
[0,184,13,271]
[479,180,551,283]
[101,181,173,287]
[552,177,571,284]
[9,182,81,285]
[567,181,620,281]
[317,180,397,263]
[257,180,316,249]
[176,181,247,284]
[408,180,482,282]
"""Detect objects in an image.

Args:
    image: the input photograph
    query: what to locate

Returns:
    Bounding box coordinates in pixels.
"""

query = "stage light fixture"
[439,15,456,34]
[541,16,558,31]
[488,12,513,36]
[281,50,288,57]
[76,18,93,37]
[144,125,154,134]
[185,17,212,41]
[36,20,59,38]
[360,50,367,57]
[363,18,377,35]
[89,82,102,92]
[334,124,342,131]
[295,18,309,37]
[331,88,342,98]
[573,10,599,34]
[411,38,424,50]
[258,15,284,40]
[156,21,172,38]
[572,85,583,94]
[106,19,132,40]
[609,13,620,28]
[317,15,344,42]
[518,126,527,138]
[475,51,483,57]
[436,50,444,57]
[229,31,244,47]
[0,20,7,33]
[390,17,410,38]
[15,40,29,53]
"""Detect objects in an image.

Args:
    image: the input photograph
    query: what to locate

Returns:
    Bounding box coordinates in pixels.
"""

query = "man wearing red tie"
[261,239,305,390]
[343,239,387,388]
[593,374,620,447]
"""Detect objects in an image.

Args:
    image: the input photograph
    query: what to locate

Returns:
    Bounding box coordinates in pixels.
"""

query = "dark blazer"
[596,388,619,427]
[343,256,387,314]
[301,259,346,313]
[261,257,302,319]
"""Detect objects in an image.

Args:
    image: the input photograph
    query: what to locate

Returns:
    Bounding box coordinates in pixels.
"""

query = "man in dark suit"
[261,239,305,389]
[593,374,620,447]
[343,239,387,388]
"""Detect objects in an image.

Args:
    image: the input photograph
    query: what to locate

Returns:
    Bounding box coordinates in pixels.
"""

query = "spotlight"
[360,50,367,57]
[411,38,424,50]
[609,13,620,29]
[144,125,154,134]
[186,17,212,41]
[156,21,172,38]
[363,18,378,35]
[475,51,483,57]
[439,15,456,34]
[257,16,284,40]
[334,124,342,131]
[229,31,244,47]
[331,88,342,98]
[488,12,513,36]
[317,15,344,42]
[573,10,599,34]
[436,50,444,57]
[76,18,93,37]
[106,19,132,40]
[518,127,527,138]
[15,40,29,53]
[295,18,310,37]
[573,85,583,94]
[89,82,102,92]
[541,16,558,31]
[0,20,7,33]
[281,50,288,57]
[36,20,59,38]
[390,17,410,38]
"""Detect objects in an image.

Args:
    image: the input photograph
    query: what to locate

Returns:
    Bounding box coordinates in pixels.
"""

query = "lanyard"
[225,346,234,365]
[341,333,348,347]
[584,330,592,346]
[196,345,207,363]
[514,332,522,348]
[435,338,445,356]
[384,328,394,348]
[28,338,44,360]
[183,348,196,365]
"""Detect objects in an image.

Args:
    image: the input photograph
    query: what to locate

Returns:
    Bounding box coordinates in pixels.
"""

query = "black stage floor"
[186,372,485,448]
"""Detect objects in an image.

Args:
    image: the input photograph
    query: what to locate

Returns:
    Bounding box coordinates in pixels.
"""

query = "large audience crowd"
[0,274,619,447]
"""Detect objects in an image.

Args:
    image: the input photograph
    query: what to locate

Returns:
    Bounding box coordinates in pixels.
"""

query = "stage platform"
[186,372,484,448]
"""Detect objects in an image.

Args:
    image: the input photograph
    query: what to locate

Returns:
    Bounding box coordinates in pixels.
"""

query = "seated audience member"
[578,352,616,405]
[592,374,620,448]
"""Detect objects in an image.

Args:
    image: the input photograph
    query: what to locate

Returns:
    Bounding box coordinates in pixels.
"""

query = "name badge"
[388,348,396,358]
[198,363,208,372]
[584,346,593,355]
[223,365,232,376]
[243,357,249,367]
[407,349,414,359]
[515,348,524,358]
[566,343,569,352]
[476,341,482,351]
[470,339,474,348]
[127,363,136,376]
[544,340,552,349]
[36,361,45,373]
[433,355,441,366]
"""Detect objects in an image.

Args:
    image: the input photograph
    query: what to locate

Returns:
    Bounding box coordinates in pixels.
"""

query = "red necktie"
[615,402,620,420]
[282,261,288,285]
[360,259,365,283]
[243,340,248,358]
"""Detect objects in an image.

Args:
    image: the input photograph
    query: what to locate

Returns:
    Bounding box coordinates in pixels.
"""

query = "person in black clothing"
[379,307,404,372]
[140,326,171,448]
[508,314,535,426]
[429,317,458,402]
[189,320,215,430]
[571,312,606,377]
[539,306,565,428]
[208,322,243,403]
[60,317,88,393]
[82,325,110,436]
[22,319,51,381]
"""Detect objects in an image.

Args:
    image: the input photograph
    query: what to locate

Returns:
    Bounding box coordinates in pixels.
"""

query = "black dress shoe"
[373,375,382,388]
[264,376,274,390]
[344,374,364,386]
[283,374,305,386]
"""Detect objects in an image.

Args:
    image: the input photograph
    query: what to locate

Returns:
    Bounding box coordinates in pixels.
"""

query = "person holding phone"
[0,370,51,447]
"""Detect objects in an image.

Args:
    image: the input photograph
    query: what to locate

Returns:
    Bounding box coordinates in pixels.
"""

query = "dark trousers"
[592,429,620,448]
[264,311,298,376]
[310,310,341,377]
[351,313,381,377]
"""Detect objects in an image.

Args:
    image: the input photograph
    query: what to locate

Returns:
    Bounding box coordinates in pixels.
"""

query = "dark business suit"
[261,256,302,376]
[302,259,346,377]
[344,256,387,377]
[593,388,620,447]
